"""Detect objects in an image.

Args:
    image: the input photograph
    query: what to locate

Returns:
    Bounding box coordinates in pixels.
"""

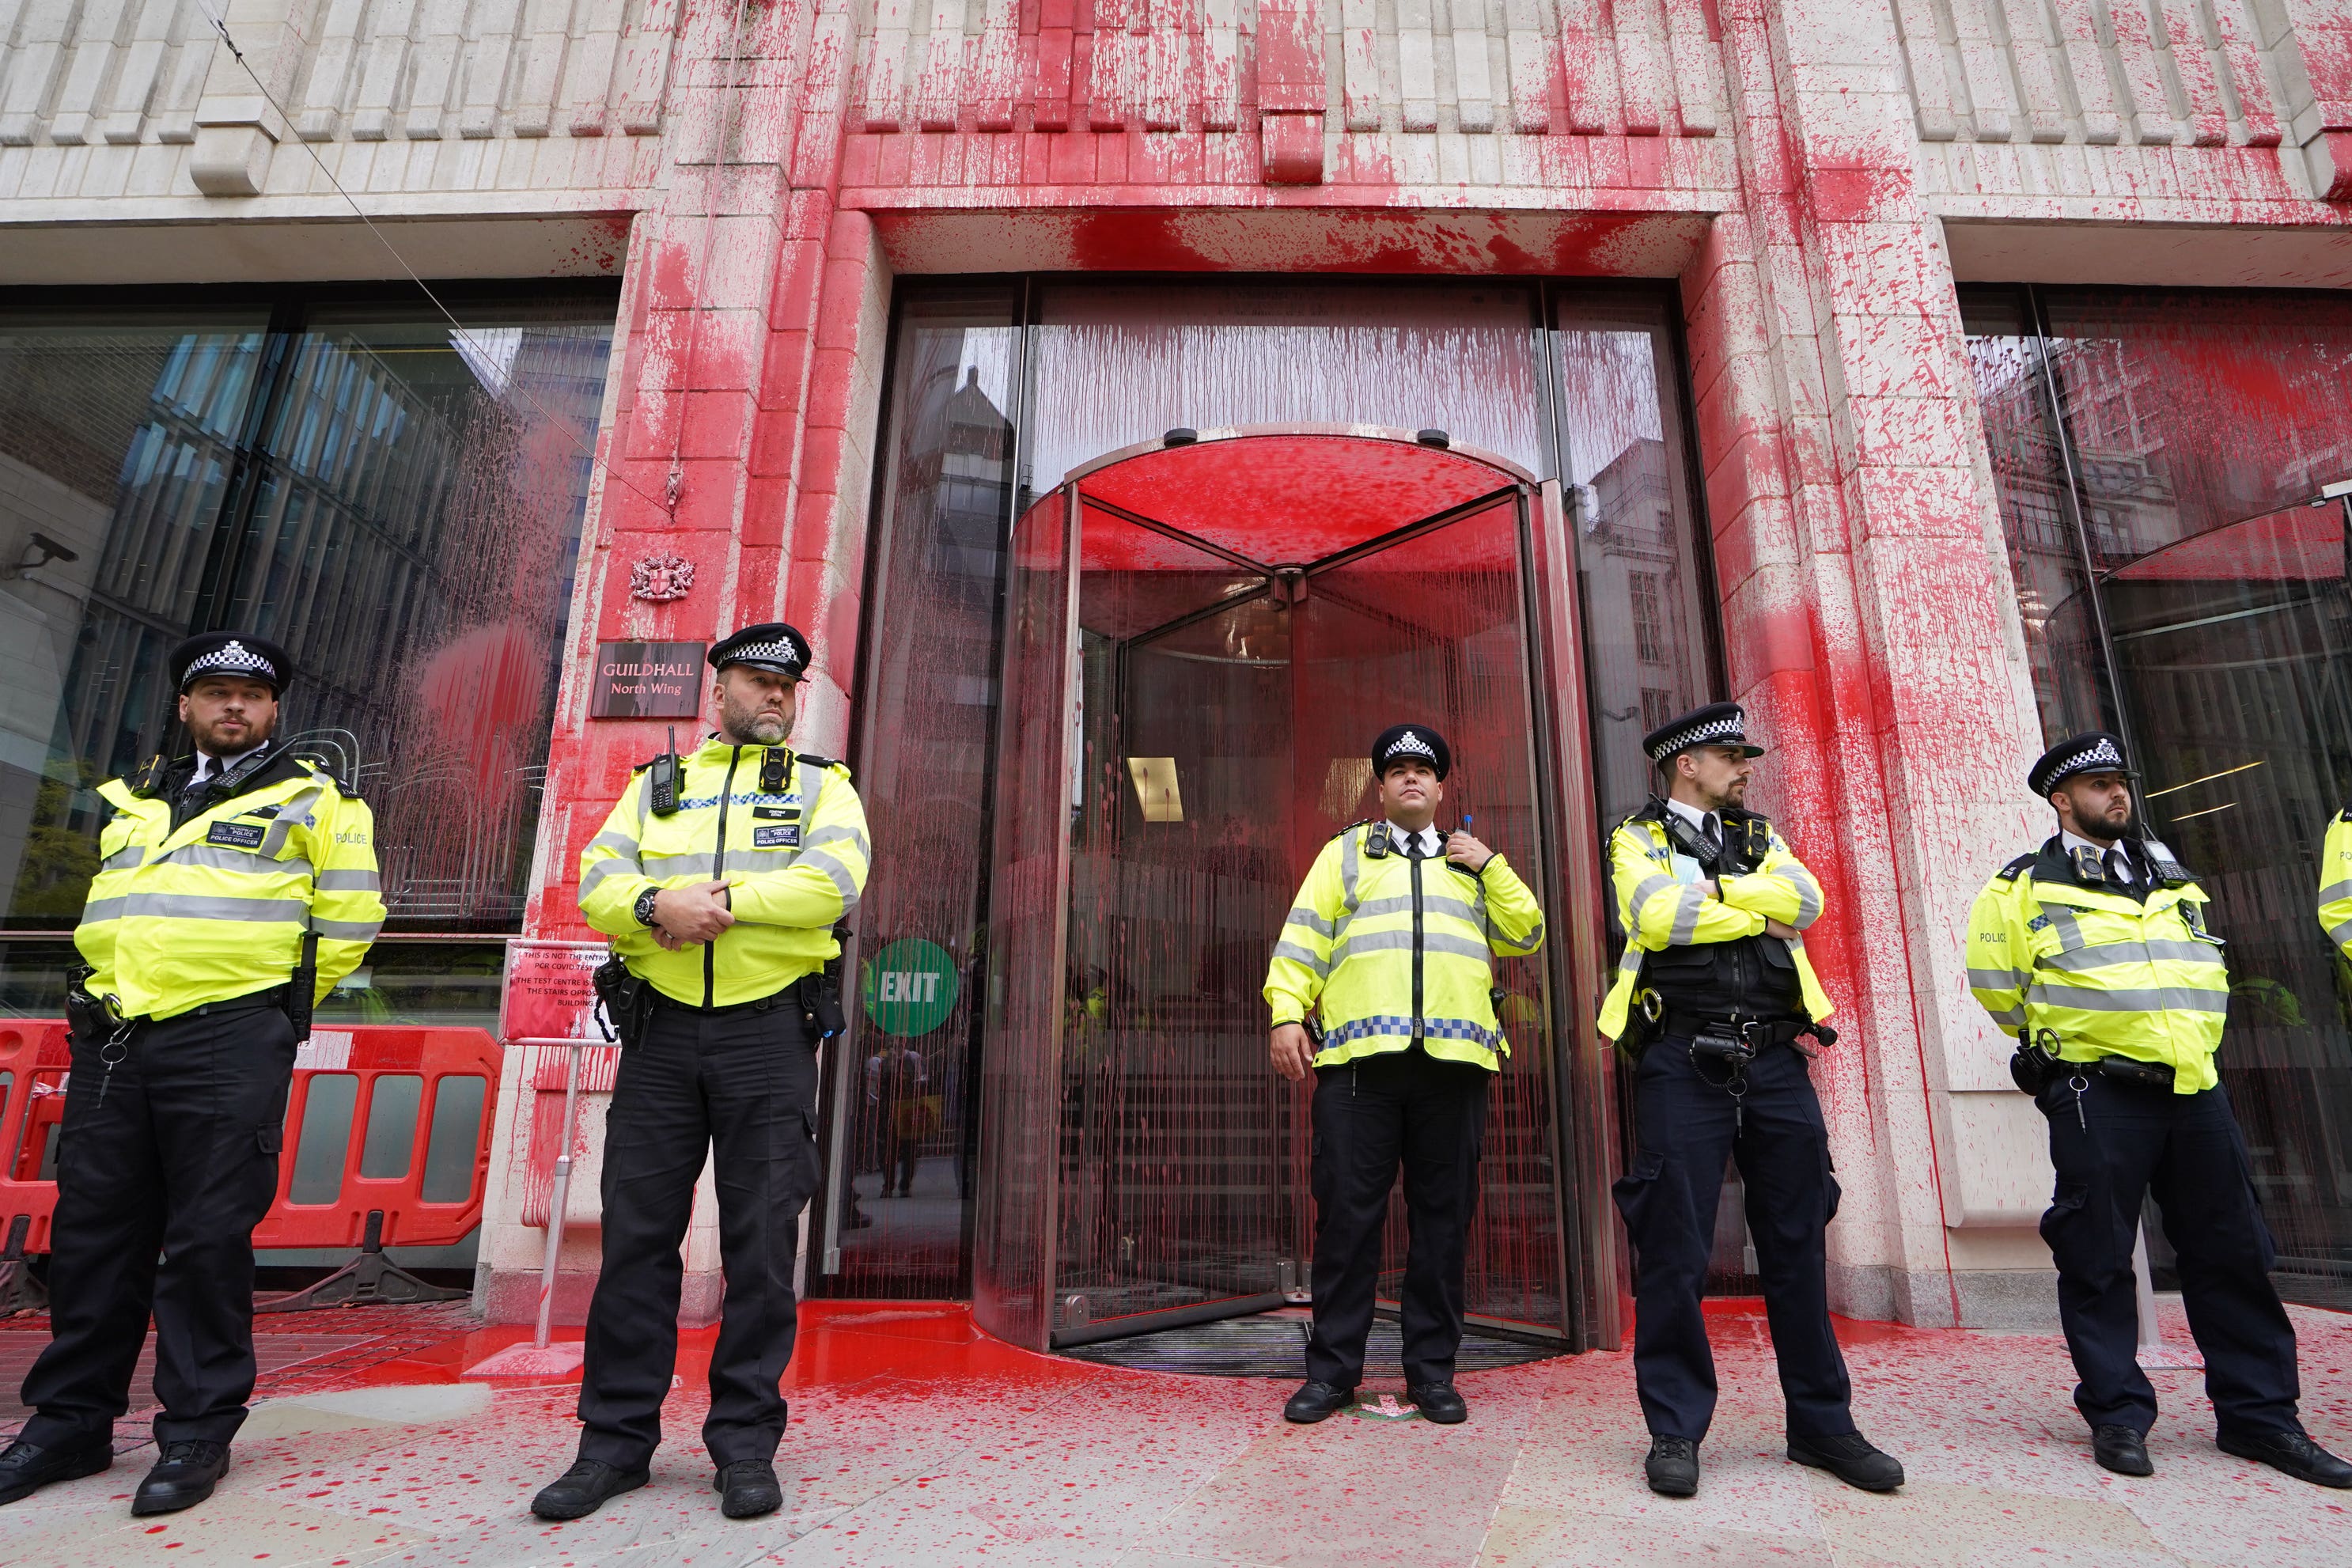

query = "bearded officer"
[0,634,384,1515]
[1967,733,2350,1487]
[1264,724,1544,1426]
[532,621,870,1522]
[1598,702,1900,1498]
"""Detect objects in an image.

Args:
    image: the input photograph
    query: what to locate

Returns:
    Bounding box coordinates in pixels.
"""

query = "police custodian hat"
[1643,701,1763,764]
[2028,731,2135,797]
[1372,724,1451,781]
[709,621,812,679]
[170,632,290,695]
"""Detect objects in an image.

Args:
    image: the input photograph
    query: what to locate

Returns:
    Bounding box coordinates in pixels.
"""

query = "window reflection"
[1964,286,2352,1309]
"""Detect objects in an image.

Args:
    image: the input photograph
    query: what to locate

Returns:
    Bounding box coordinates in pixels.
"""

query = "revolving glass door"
[971,431,1596,1352]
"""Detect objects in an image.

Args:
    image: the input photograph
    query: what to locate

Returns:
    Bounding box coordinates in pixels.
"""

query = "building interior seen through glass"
[836,279,1725,1302]
[1964,285,2352,1309]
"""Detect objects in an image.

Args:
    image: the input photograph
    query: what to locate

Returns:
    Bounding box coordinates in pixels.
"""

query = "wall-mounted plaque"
[589,641,706,719]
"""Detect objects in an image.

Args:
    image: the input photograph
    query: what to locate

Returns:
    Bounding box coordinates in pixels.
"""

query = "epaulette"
[127,753,172,799]
[293,752,359,799]
[1721,805,1771,828]
[1995,854,2036,882]
[2340,805,2352,824]
[798,753,844,770]
[1333,817,1373,840]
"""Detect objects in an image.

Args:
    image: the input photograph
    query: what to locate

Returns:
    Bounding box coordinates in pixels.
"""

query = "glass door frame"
[968,426,1622,1354]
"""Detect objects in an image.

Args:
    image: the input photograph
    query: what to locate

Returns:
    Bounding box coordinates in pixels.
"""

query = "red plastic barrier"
[0,1021,498,1256]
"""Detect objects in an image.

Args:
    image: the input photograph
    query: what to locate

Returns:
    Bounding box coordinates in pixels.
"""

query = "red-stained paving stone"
[0,1297,2346,1565]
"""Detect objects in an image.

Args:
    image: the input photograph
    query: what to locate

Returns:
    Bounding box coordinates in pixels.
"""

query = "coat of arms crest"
[630,553,695,601]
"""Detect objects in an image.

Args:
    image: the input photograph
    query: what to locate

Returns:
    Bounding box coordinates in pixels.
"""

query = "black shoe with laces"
[1787,1430,1905,1492]
[0,1437,112,1506]
[2093,1424,2153,1476]
[1644,1437,1699,1497]
[1407,1382,1467,1424]
[531,1457,651,1520]
[2217,1428,2352,1488]
[132,1440,229,1516]
[714,1459,782,1518]
[1283,1381,1354,1424]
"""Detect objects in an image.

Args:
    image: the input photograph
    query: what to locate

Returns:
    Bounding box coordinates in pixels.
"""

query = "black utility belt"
[1665,1013,1809,1049]
[648,987,794,1018]
[2075,1055,2176,1092]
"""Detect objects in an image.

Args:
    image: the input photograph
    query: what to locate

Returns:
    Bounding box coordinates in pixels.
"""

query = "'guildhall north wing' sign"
[590,641,706,718]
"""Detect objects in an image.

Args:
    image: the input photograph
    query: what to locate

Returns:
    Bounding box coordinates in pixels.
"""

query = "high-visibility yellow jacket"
[2321,808,2352,962]
[1263,822,1544,1071]
[578,736,870,1007]
[1964,840,2229,1094]
[78,747,384,1020]
[1596,809,1832,1040]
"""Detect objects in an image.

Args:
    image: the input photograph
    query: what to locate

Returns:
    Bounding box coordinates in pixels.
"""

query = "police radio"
[647,726,681,816]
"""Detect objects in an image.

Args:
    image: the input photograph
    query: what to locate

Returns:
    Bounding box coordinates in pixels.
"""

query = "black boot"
[1787,1430,1904,1492]
[1644,1437,1699,1497]
[132,1441,230,1516]
[2218,1429,2352,1489]
[0,1437,112,1506]
[1282,1381,1354,1423]
[1407,1383,1468,1424]
[714,1459,782,1518]
[532,1457,651,1520]
[2093,1425,2153,1476]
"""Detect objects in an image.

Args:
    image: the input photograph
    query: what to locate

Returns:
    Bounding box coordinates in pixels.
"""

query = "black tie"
[1406,831,1427,859]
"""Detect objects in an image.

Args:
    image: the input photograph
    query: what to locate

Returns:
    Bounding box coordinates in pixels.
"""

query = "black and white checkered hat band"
[2049,737,2124,782]
[1649,714,1744,762]
[727,638,804,669]
[1383,731,1437,763]
[184,641,277,684]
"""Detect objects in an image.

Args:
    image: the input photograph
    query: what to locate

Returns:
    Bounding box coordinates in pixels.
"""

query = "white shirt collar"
[2059,828,2135,875]
[191,742,263,782]
[1384,821,1442,856]
[1663,796,1718,837]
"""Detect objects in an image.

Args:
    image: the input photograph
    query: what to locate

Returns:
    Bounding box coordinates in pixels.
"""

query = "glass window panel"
[832,288,1021,1299]
[0,309,271,930]
[1028,281,1547,492]
[1551,294,1717,828]
[358,1073,421,1179]
[314,938,505,1030]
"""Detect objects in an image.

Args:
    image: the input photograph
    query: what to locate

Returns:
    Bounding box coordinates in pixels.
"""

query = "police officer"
[1599,702,1900,1498]
[532,622,869,1522]
[2322,801,2351,998]
[0,634,384,1515]
[1264,724,1544,1426]
[1967,733,2351,1487]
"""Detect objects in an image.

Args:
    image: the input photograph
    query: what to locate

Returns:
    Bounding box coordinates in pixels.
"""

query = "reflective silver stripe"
[2327,917,2352,948]
[1968,968,2028,994]
[1668,884,1706,944]
[1629,874,1676,933]
[2025,983,2230,1014]
[803,824,869,860]
[260,787,324,858]
[642,851,720,878]
[586,830,641,862]
[1618,945,1645,975]
[1343,890,1483,926]
[101,846,146,871]
[799,847,861,911]
[314,869,381,892]
[724,847,809,875]
[312,917,383,941]
[578,857,639,899]
[636,772,653,830]
[1340,830,1361,910]
[157,845,313,877]
[1421,931,1494,962]
[2042,941,2221,973]
[1339,930,1417,955]
[81,892,308,923]
[1495,919,1544,952]
[1774,865,1822,925]
[1272,941,1329,975]
[1987,1005,2026,1026]
[2040,905,2087,949]
[2320,879,2352,904]
[1284,906,1334,938]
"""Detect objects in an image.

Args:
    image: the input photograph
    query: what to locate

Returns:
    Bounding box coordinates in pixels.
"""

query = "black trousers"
[1614,1036,1854,1442]
[576,1000,820,1468]
[1304,1044,1490,1390]
[2036,1072,2301,1439]
[20,1001,296,1449]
